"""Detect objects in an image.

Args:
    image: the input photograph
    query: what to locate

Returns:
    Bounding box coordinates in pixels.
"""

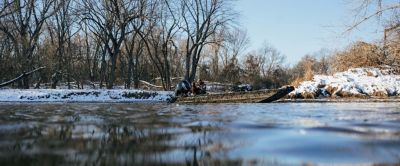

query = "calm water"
[0,102,399,165]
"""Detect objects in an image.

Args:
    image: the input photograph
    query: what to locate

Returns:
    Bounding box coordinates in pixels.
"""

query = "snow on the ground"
[290,67,400,98]
[0,89,174,102]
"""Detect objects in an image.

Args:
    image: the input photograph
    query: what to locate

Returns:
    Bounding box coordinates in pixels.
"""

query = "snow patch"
[290,67,400,98]
[0,89,174,102]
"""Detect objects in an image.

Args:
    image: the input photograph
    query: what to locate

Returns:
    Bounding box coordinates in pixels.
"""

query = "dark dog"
[175,80,192,96]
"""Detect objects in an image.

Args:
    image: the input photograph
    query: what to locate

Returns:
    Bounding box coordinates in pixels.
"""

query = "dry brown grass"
[301,92,316,99]
[325,86,337,96]
[372,91,388,97]
[332,41,382,72]
[366,71,374,77]
[291,78,303,87]
[291,64,315,87]
[334,90,352,98]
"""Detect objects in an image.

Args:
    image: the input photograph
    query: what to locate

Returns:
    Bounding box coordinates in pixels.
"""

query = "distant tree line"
[0,0,237,90]
[0,0,399,90]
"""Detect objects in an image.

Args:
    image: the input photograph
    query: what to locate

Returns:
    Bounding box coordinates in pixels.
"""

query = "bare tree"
[243,53,262,84]
[0,1,15,19]
[345,0,400,69]
[346,0,400,32]
[258,42,285,79]
[124,20,145,89]
[208,32,224,80]
[346,0,400,46]
[157,0,180,90]
[138,0,180,90]
[0,0,58,88]
[81,0,142,89]
[47,0,78,88]
[208,27,249,83]
[0,0,252,89]
[180,0,234,82]
[222,28,250,67]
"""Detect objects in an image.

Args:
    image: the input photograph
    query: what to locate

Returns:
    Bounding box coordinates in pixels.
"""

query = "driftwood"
[139,80,163,89]
[171,86,295,103]
[0,67,46,88]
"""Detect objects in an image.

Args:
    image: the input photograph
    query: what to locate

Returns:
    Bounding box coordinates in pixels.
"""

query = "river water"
[0,102,399,165]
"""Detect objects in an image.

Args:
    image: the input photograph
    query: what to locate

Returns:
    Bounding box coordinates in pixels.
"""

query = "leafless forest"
[0,0,399,90]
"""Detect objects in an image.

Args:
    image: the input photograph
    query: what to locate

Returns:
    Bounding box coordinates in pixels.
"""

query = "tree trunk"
[51,71,62,89]
[21,41,33,89]
[99,47,107,89]
[107,54,117,89]
[119,54,126,89]
[189,54,200,83]
[107,45,119,89]
[126,55,133,89]
[212,48,219,80]
[133,54,140,89]
[164,57,171,90]
[189,61,197,82]
[92,45,100,82]
[185,54,191,81]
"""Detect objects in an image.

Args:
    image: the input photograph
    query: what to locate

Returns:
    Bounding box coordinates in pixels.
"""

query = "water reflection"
[0,104,242,165]
[0,103,399,165]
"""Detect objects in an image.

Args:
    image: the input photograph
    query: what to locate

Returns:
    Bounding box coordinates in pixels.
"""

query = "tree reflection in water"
[0,103,243,166]
[4,103,399,165]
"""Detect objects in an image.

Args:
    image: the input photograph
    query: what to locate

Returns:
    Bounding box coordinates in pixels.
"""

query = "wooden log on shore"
[171,86,294,103]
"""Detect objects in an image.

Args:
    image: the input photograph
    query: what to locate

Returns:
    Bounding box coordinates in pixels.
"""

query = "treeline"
[0,0,399,90]
[0,0,297,90]
[0,0,237,90]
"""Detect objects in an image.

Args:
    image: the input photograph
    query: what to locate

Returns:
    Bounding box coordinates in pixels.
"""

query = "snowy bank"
[0,89,174,102]
[289,67,400,99]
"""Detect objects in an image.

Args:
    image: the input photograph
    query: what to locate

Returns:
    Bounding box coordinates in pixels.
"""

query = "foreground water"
[0,103,399,165]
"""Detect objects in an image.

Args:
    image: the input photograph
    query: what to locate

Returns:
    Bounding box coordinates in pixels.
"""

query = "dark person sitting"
[192,79,206,95]
[198,79,206,94]
[175,80,192,96]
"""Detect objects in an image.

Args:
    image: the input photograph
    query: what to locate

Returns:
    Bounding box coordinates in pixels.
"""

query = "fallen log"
[139,80,163,89]
[0,67,46,88]
[171,86,295,103]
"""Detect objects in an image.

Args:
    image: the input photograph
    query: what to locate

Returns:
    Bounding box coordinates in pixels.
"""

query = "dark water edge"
[0,102,399,165]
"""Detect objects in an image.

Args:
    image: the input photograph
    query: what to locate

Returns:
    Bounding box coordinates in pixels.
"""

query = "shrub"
[332,41,382,72]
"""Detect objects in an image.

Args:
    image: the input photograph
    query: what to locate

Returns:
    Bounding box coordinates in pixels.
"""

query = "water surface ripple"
[0,102,399,165]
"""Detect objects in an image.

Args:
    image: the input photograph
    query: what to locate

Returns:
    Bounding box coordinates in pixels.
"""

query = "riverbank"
[289,67,400,99]
[1,89,399,103]
[1,86,400,103]
[0,89,174,102]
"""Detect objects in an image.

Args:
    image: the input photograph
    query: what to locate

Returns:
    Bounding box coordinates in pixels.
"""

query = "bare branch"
[0,67,46,88]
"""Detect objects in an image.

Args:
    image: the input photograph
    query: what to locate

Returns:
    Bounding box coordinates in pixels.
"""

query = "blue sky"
[235,0,384,65]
